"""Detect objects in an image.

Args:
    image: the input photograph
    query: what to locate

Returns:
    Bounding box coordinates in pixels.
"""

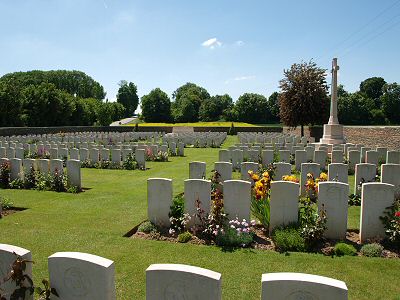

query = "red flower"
[395,211,400,217]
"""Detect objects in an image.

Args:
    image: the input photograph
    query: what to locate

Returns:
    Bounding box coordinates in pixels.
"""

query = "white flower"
[169,228,175,235]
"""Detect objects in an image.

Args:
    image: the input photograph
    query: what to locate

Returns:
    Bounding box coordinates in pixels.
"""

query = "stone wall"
[284,126,400,150]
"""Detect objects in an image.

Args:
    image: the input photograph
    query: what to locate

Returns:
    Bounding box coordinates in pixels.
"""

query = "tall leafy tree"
[381,83,400,124]
[234,93,269,124]
[141,88,171,122]
[267,92,280,123]
[22,82,75,126]
[172,82,210,122]
[116,80,139,117]
[337,92,374,125]
[279,60,329,136]
[359,77,386,108]
[199,94,233,121]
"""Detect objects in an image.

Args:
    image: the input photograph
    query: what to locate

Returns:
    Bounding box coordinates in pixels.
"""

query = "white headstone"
[10,158,22,181]
[270,181,300,233]
[300,163,320,195]
[223,180,251,221]
[295,150,307,170]
[147,178,173,227]
[0,244,33,300]
[218,149,230,162]
[328,163,348,184]
[50,159,64,175]
[331,150,343,163]
[386,151,400,164]
[261,272,348,300]
[360,182,395,243]
[381,163,400,196]
[231,149,243,170]
[365,150,379,166]
[354,163,376,195]
[214,162,232,183]
[48,252,115,300]
[273,162,292,181]
[184,179,211,225]
[38,159,50,175]
[146,264,221,300]
[240,162,259,181]
[66,159,81,189]
[318,182,349,239]
[135,149,146,169]
[189,161,206,179]
[261,150,274,167]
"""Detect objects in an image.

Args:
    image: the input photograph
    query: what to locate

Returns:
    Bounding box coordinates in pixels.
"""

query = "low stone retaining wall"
[284,126,400,150]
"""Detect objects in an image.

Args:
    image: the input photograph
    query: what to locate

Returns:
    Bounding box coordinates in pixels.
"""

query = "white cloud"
[201,38,222,49]
[234,75,255,81]
[235,40,244,46]
[224,75,256,84]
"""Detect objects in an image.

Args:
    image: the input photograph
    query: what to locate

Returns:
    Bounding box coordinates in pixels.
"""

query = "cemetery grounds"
[0,136,399,299]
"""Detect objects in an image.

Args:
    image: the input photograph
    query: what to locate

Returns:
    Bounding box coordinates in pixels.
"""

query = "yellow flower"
[252,174,260,181]
[319,172,328,181]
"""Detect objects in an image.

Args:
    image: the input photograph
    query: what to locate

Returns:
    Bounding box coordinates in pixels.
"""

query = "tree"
[172,82,210,122]
[22,82,75,126]
[141,88,171,122]
[267,92,280,123]
[359,77,386,108]
[172,96,198,123]
[97,101,125,126]
[199,94,233,121]
[381,83,400,124]
[116,80,139,117]
[0,78,25,126]
[279,60,329,136]
[234,93,269,124]
[337,92,374,125]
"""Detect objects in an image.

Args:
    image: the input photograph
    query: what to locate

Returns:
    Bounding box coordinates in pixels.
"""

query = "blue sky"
[1,0,399,111]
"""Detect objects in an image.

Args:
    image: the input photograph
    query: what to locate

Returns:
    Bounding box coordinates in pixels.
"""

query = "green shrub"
[360,243,384,257]
[9,178,24,189]
[138,221,157,234]
[215,227,253,248]
[0,196,13,210]
[178,231,192,243]
[272,225,306,252]
[334,242,357,256]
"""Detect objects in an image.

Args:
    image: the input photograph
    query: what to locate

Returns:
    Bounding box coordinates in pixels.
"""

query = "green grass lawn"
[0,136,399,299]
[125,121,282,127]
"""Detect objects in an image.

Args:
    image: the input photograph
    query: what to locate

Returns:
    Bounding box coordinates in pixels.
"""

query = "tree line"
[0,68,398,127]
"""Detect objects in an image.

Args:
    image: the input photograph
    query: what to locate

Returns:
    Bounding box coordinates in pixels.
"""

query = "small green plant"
[178,231,192,243]
[0,162,11,188]
[138,221,157,234]
[1,196,13,210]
[334,242,357,256]
[50,169,67,192]
[272,224,306,252]
[360,243,384,257]
[168,193,190,234]
[298,199,327,248]
[122,154,137,170]
[228,122,235,135]
[23,166,37,189]
[35,279,59,300]
[1,254,35,300]
[215,226,253,248]
[9,178,24,189]
[348,193,361,206]
[380,198,400,246]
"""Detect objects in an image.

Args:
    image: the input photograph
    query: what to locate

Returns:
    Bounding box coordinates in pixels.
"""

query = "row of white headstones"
[0,243,348,300]
[148,159,400,243]
[0,158,81,189]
